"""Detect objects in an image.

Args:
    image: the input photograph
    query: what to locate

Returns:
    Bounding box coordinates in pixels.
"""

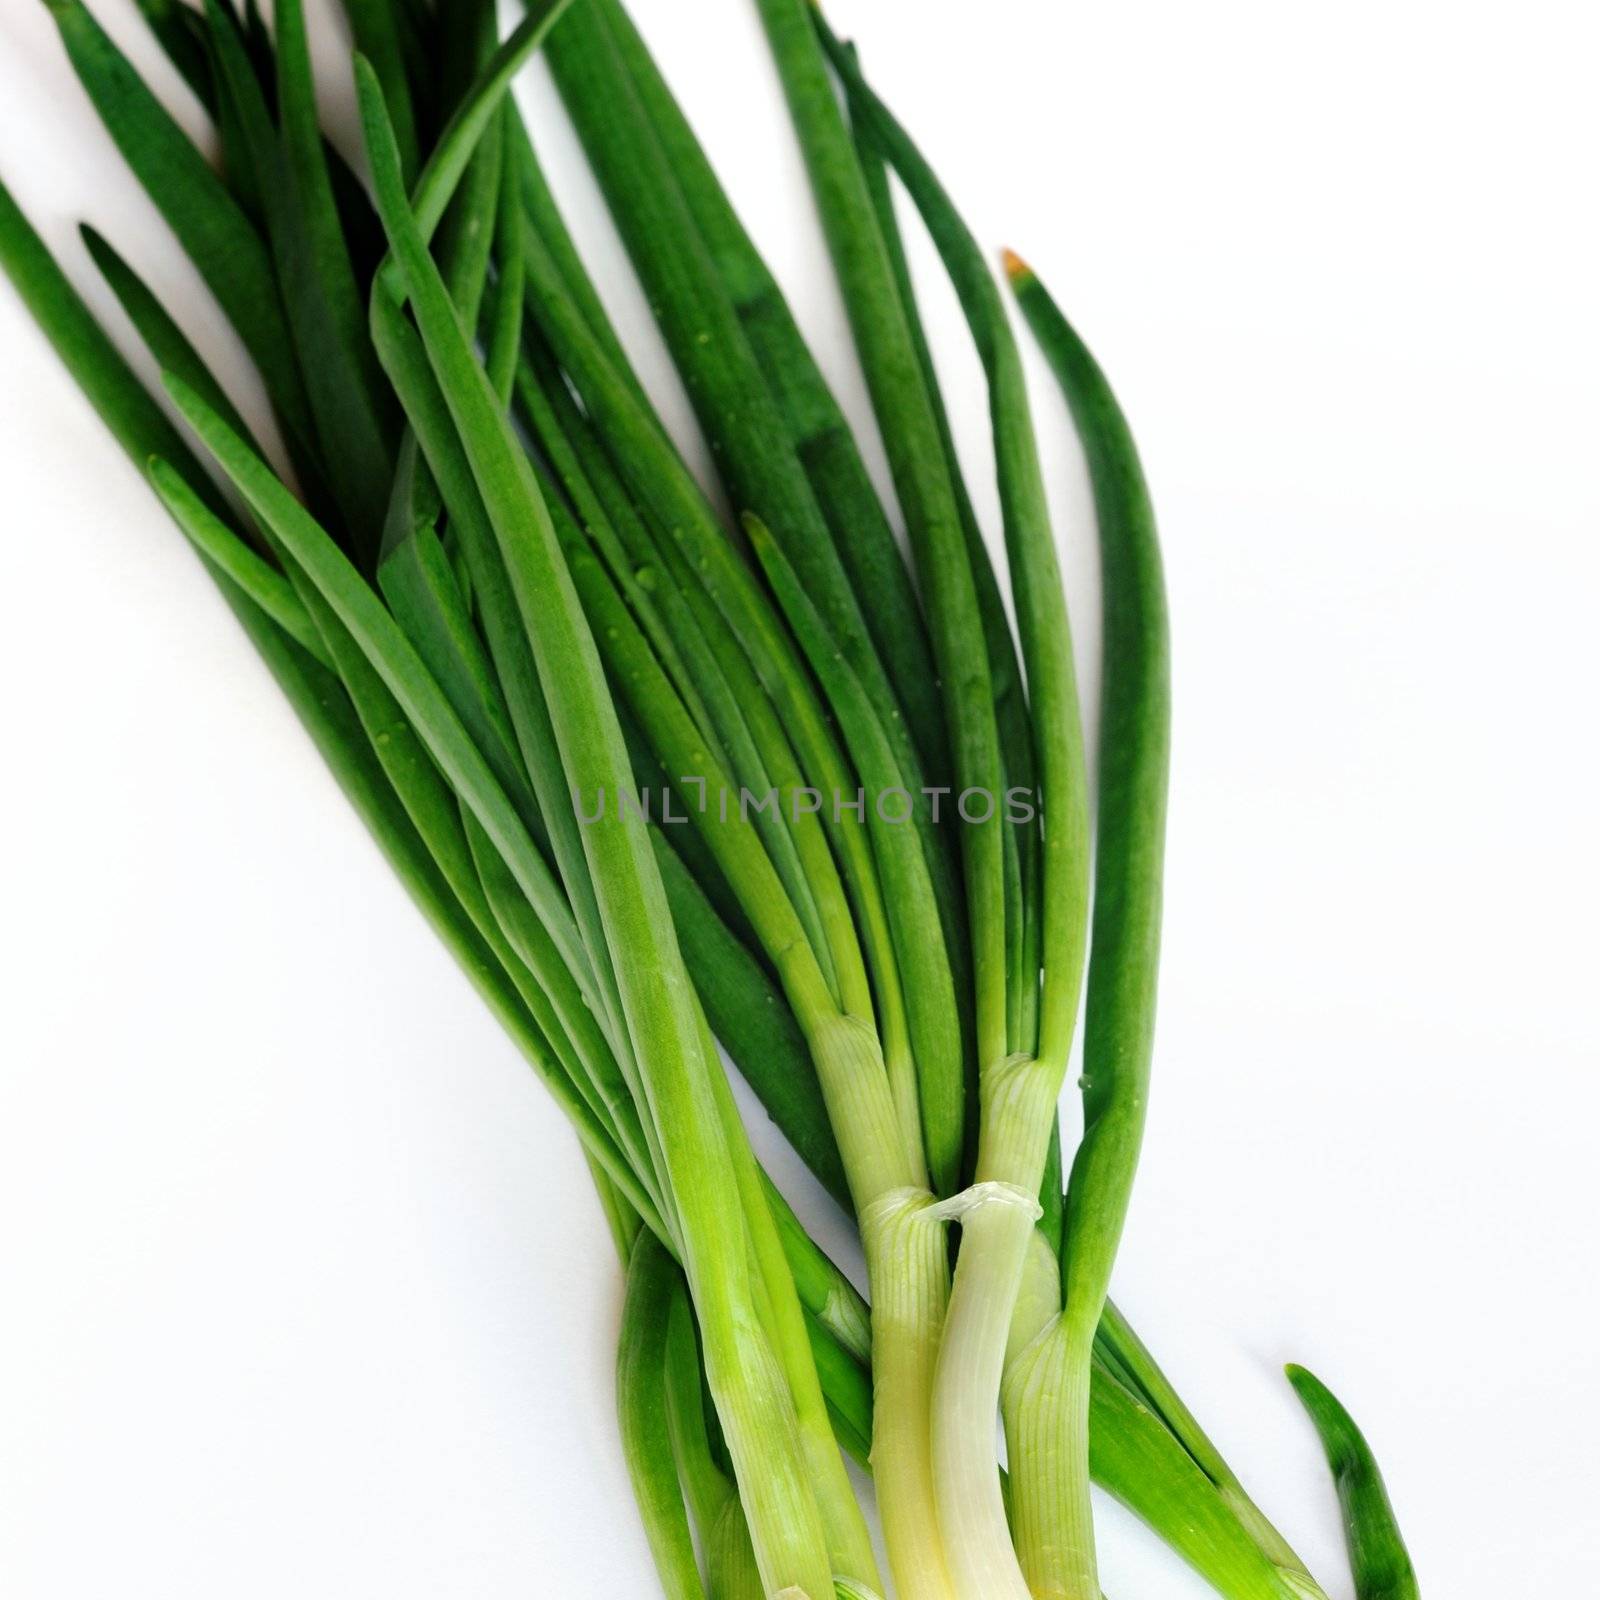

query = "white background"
[2,0,1596,1594]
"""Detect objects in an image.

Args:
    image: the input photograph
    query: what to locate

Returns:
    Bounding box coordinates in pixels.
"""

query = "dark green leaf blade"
[45,0,316,460]
[134,0,216,114]
[80,222,258,453]
[272,0,396,558]
[617,1234,711,1600]
[593,0,947,791]
[1287,1366,1420,1600]
[149,458,327,664]
[336,0,421,185]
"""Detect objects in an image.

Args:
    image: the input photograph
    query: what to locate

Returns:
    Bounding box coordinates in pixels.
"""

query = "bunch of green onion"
[0,2,1420,1597]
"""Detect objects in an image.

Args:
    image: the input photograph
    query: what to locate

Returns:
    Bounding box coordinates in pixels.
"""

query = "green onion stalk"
[745,14,1017,1595]
[511,144,957,1600]
[996,252,1171,1600]
[361,40,846,1596]
[753,4,1101,1593]
[363,45,884,1553]
[489,32,966,1590]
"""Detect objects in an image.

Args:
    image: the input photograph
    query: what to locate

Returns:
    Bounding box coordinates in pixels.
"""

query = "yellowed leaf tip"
[1000,248,1034,284]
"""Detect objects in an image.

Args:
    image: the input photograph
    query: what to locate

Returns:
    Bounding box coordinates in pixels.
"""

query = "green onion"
[0,6,1411,1596]
[994,251,1169,1597]
[359,63,841,1598]
[810,29,1096,1598]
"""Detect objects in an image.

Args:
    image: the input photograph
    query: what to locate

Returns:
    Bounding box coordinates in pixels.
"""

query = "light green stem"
[1004,1318,1098,1600]
[931,1057,1064,1600]
[932,1196,1038,1600]
[860,1192,956,1600]
[704,1013,881,1594]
